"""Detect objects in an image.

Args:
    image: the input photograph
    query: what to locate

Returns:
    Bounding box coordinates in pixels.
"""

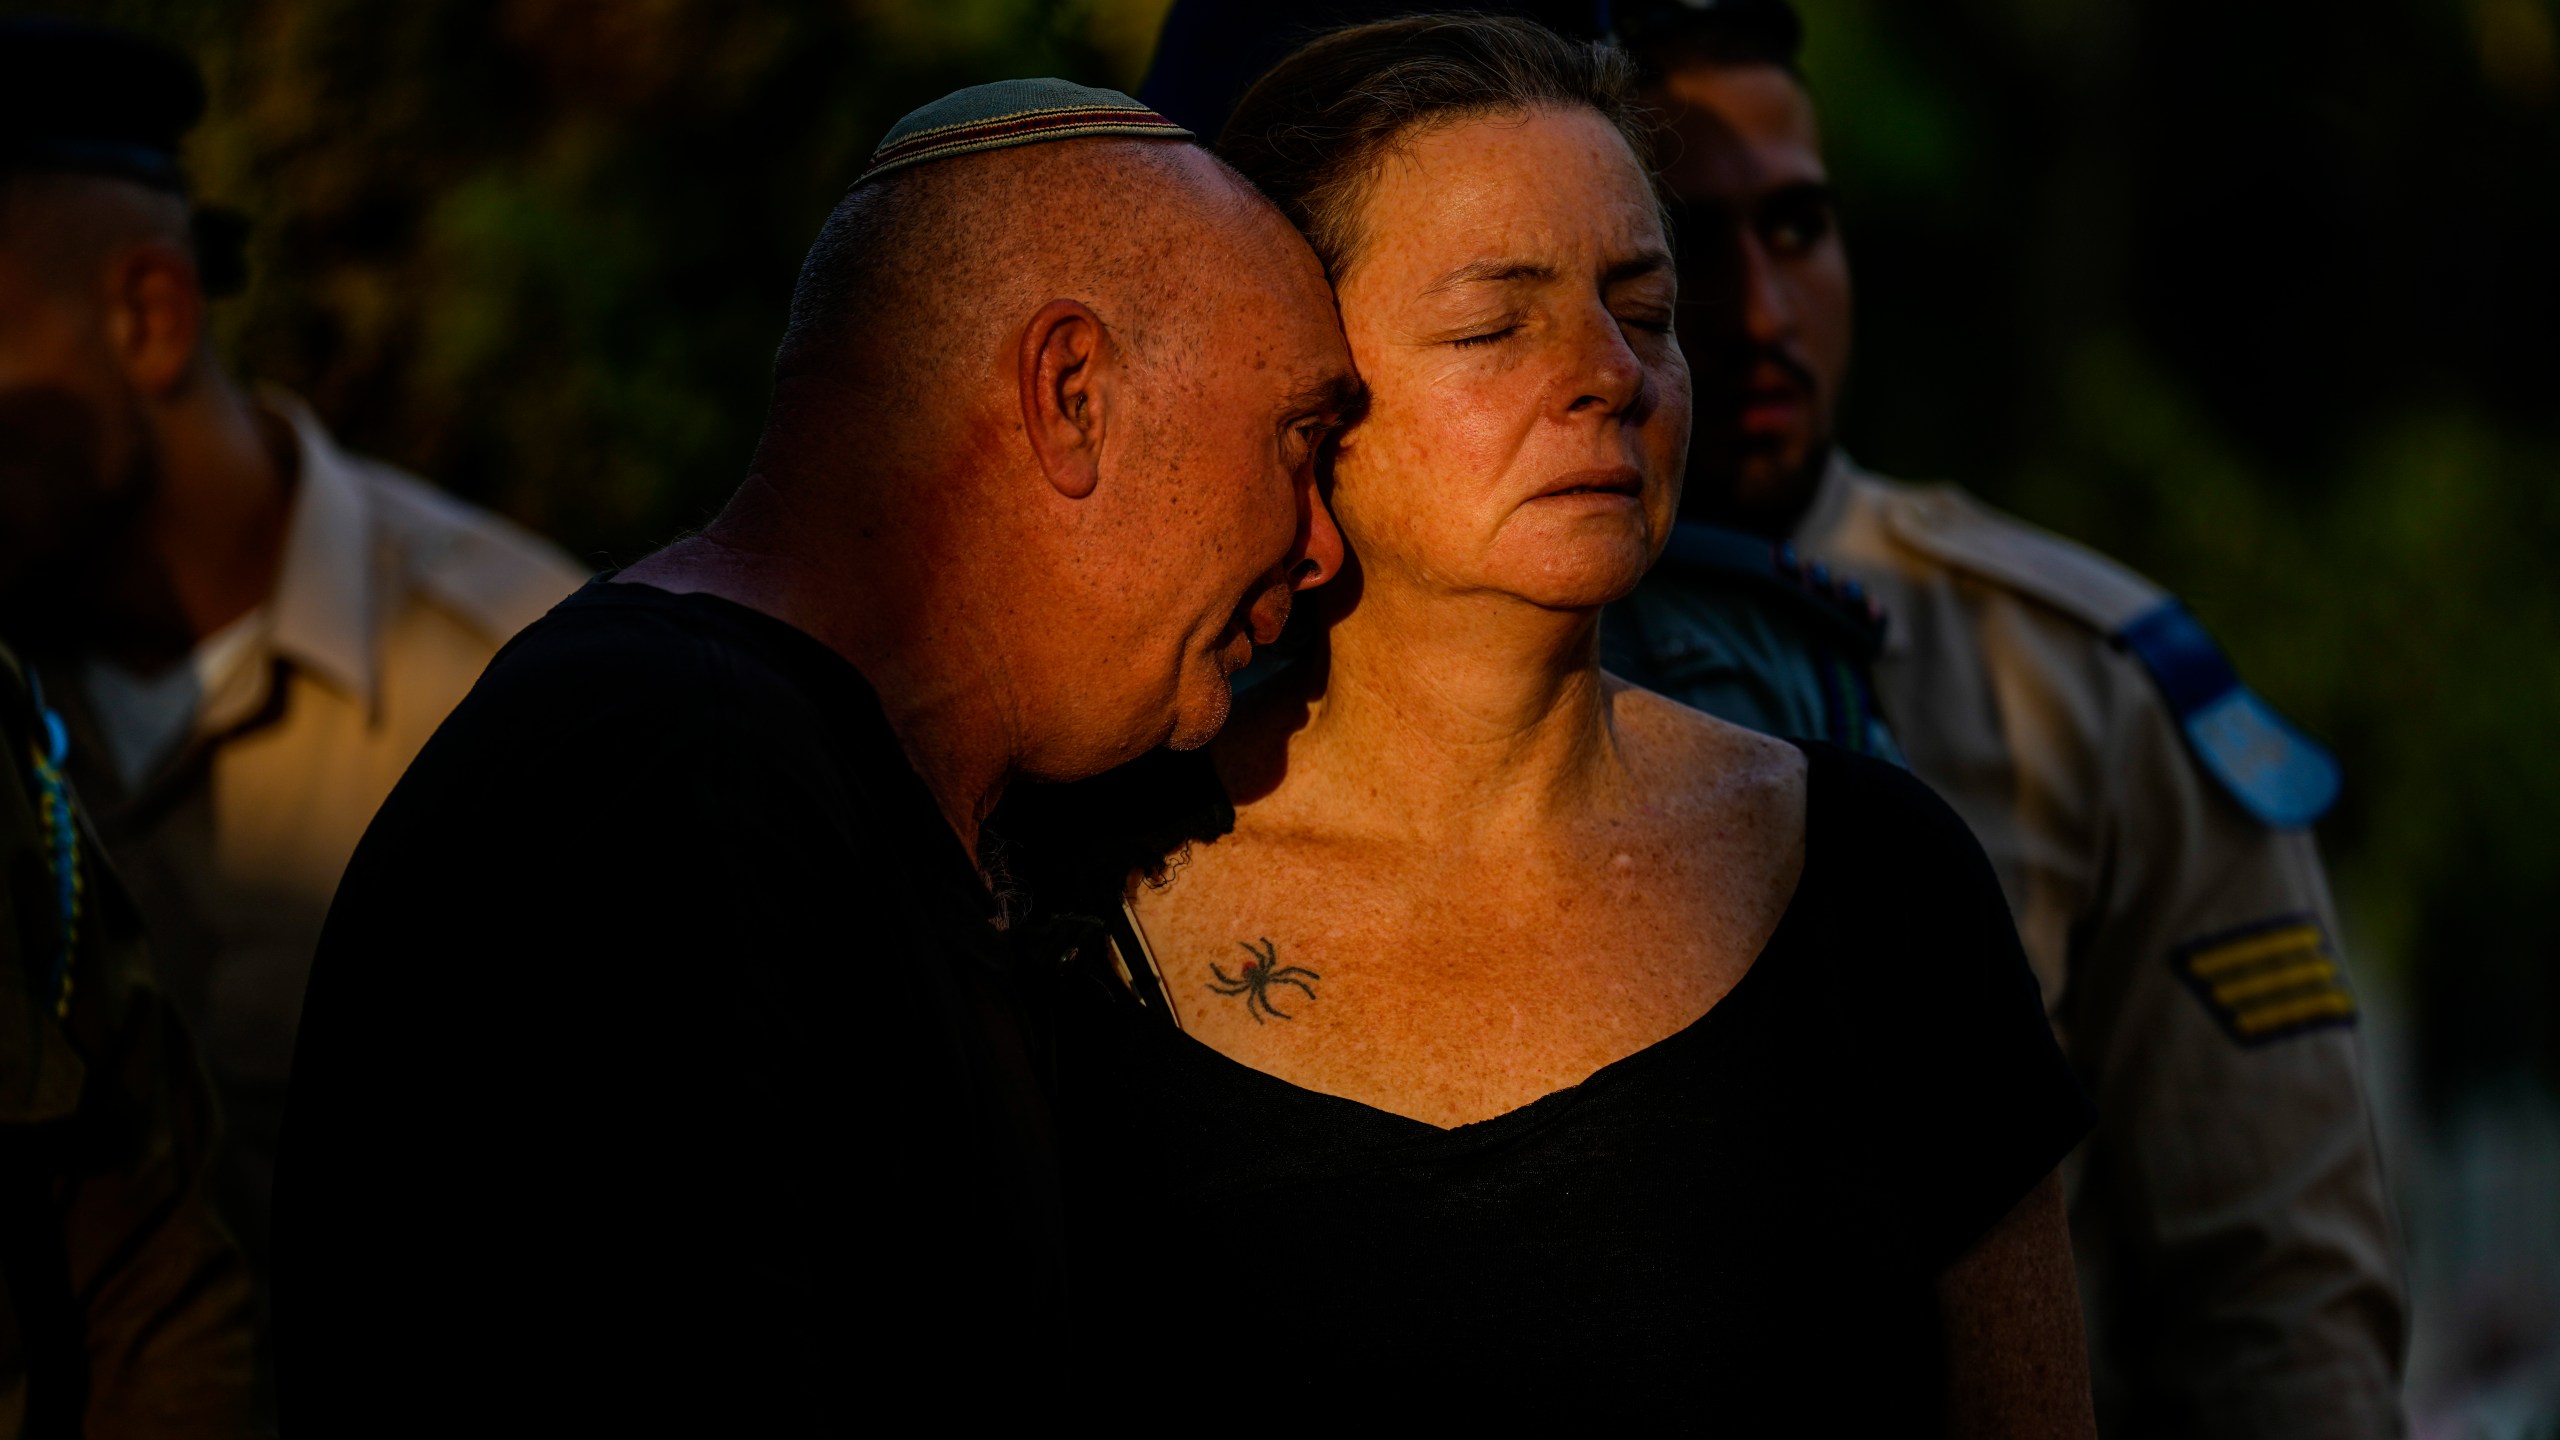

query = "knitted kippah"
[857,78,1193,186]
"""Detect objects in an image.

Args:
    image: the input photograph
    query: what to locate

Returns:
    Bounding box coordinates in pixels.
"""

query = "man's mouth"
[1733,357,1816,439]
[1214,579,1294,675]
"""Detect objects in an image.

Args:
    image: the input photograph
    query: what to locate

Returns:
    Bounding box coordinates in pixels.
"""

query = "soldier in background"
[2,640,253,1437]
[0,17,588,1419]
[1609,2,2407,1433]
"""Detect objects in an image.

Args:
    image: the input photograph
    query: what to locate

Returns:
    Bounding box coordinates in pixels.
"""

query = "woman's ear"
[1017,297,1114,499]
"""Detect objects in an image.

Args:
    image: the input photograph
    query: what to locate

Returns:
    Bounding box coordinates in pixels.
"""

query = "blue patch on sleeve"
[2116,602,2341,829]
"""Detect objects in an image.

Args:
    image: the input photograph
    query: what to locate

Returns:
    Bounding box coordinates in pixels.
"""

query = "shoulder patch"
[2115,601,2340,828]
[2171,915,2357,1045]
[1875,482,2162,634]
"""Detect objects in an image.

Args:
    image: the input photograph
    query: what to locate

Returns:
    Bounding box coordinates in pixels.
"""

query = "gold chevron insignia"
[2172,915,2358,1045]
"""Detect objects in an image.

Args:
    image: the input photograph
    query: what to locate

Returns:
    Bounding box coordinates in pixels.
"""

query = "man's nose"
[1677,224,1793,348]
[1736,235,1795,346]
[1285,471,1344,591]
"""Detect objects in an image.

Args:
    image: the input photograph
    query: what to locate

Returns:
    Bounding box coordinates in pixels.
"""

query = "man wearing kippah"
[281,80,1356,1425]
[0,15,585,1429]
[1608,2,2406,1434]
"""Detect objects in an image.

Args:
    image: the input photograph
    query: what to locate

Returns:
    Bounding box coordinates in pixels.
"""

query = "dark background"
[17,0,2560,1423]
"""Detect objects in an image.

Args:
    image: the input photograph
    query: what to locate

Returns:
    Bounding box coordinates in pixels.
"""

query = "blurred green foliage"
[14,0,2555,1096]
[21,0,1140,557]
[1794,0,2560,1096]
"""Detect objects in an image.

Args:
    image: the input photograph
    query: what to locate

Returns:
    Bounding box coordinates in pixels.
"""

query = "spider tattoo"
[1206,937,1321,1023]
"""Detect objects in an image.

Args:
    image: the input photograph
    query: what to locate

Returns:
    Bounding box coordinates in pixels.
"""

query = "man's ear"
[1017,297,1114,500]
[101,241,203,400]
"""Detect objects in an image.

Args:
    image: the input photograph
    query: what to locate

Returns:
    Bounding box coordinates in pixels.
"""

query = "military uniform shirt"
[1783,456,2407,1438]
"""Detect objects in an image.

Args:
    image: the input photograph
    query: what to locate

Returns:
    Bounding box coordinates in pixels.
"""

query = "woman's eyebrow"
[1604,250,1676,286]
[1423,258,1556,295]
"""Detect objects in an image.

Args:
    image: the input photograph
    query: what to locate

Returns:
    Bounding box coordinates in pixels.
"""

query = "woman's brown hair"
[1217,14,1653,280]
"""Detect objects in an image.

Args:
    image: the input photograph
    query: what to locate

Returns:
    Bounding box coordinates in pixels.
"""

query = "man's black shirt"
[277,581,1060,1428]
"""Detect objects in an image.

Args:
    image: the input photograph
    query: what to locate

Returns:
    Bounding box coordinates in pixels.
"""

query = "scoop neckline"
[1135,738,1828,1143]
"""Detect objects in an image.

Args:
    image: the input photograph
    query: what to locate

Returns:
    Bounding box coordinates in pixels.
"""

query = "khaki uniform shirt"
[1795,457,2406,1436]
[34,392,587,1315]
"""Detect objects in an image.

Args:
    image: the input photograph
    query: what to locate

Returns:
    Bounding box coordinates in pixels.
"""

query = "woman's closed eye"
[1451,323,1522,349]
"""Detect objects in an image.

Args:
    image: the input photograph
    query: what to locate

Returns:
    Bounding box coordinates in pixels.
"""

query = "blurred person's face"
[1324,105,1686,613]
[1070,198,1353,760]
[0,201,162,637]
[1649,62,1851,536]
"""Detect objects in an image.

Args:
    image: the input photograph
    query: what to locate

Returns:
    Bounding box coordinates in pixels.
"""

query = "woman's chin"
[1483,526,1655,611]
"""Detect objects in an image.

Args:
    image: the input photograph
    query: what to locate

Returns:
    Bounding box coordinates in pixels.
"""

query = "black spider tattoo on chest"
[1206,937,1320,1023]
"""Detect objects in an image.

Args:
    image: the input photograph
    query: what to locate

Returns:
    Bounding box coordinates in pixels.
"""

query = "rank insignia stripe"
[2172,915,2359,1045]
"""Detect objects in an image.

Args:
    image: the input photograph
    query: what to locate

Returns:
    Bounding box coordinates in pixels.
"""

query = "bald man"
[276,82,1354,1426]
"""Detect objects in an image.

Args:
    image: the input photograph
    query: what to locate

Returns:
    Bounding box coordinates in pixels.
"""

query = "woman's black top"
[1044,741,2092,1425]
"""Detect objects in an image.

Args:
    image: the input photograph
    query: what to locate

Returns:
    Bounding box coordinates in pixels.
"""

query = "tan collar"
[1788,450,1913,659]
[259,388,377,710]
[1788,449,1860,553]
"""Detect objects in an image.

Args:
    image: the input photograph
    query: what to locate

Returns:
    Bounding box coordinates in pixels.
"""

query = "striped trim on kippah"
[856,80,1192,187]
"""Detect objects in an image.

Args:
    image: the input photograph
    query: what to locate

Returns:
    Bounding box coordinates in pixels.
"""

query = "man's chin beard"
[1681,439,1831,539]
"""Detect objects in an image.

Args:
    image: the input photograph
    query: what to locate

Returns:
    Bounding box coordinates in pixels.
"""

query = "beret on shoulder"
[0,16,206,192]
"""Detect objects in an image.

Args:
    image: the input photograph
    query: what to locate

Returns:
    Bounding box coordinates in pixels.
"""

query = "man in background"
[0,16,587,1418]
[1609,2,2407,1432]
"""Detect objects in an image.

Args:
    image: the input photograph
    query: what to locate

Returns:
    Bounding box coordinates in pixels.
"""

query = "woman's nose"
[1564,308,1648,418]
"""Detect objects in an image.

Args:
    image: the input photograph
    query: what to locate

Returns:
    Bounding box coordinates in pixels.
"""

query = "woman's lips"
[1525,466,1648,504]
[1534,466,1644,501]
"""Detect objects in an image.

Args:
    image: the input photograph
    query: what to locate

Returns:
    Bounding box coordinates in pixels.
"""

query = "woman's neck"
[1282,576,1624,838]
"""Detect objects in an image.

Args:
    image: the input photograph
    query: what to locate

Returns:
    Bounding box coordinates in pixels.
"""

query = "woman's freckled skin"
[1133,105,1807,1131]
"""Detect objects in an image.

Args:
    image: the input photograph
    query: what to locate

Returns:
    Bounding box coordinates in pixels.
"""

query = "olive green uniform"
[1,647,253,1438]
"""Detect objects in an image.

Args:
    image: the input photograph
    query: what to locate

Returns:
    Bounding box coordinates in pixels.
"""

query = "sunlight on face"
[1328,105,1689,612]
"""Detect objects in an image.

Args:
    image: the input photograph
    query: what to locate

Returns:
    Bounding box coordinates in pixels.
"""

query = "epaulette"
[370,466,592,645]
[1876,482,2161,634]
[1874,481,2338,828]
[1655,521,1888,661]
[2113,602,2340,829]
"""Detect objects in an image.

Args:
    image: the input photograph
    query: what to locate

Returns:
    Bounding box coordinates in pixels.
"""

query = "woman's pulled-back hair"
[1218,14,1650,279]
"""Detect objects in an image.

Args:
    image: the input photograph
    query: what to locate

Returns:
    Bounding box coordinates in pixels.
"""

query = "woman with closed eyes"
[1042,17,2097,1432]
